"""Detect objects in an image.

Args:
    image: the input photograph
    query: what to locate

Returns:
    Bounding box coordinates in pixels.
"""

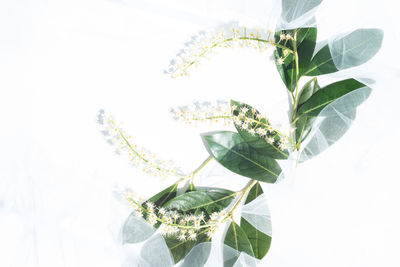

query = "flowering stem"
[132,200,220,230]
[190,114,296,146]
[180,37,293,75]
[118,128,186,179]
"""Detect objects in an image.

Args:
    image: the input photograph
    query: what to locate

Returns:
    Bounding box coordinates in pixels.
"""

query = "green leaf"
[240,182,271,259]
[202,131,282,183]
[148,183,179,207]
[295,116,315,143]
[305,28,383,76]
[299,109,357,162]
[299,84,371,162]
[142,183,179,229]
[274,27,317,91]
[297,79,368,117]
[165,231,208,264]
[164,188,236,214]
[224,221,254,266]
[231,100,289,159]
[298,77,320,105]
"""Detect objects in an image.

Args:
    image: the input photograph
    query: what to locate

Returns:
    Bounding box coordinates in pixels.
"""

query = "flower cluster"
[126,194,228,241]
[97,110,187,179]
[231,105,289,151]
[169,100,232,126]
[165,23,278,78]
[169,101,290,150]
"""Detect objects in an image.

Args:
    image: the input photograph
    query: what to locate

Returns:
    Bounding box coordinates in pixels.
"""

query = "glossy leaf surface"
[241,183,271,259]
[203,131,282,183]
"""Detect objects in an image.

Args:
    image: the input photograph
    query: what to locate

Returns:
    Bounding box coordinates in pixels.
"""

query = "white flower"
[257,128,267,136]
[165,217,173,224]
[158,207,166,215]
[170,226,179,234]
[283,49,289,56]
[148,215,157,226]
[256,113,265,120]
[267,137,274,144]
[280,33,286,41]
[241,123,249,130]
[210,212,219,221]
[279,143,287,150]
[184,215,192,223]
[160,224,169,236]
[188,230,197,240]
[233,116,242,126]
[277,57,284,65]
[241,107,249,114]
[135,210,143,217]
[197,212,205,221]
[146,202,155,212]
[248,128,256,135]
[178,233,186,241]
[171,212,180,221]
[193,220,201,229]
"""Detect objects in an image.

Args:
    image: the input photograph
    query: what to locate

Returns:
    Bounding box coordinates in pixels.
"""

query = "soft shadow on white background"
[1,0,399,266]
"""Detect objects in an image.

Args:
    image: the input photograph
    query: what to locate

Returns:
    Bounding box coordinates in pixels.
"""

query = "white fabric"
[1,0,400,267]
[241,194,272,236]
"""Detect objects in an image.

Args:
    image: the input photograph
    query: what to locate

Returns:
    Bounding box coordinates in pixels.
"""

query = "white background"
[1,0,400,266]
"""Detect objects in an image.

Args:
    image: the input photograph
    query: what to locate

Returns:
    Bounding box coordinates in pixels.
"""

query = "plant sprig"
[101,1,383,265]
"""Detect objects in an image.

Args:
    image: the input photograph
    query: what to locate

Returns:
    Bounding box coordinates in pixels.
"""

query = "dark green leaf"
[165,231,208,263]
[305,28,383,76]
[297,28,318,74]
[297,79,368,117]
[274,27,317,91]
[298,77,320,105]
[143,183,179,229]
[295,116,315,143]
[164,188,236,214]
[304,45,338,76]
[202,131,282,183]
[148,183,179,207]
[224,221,254,266]
[240,182,271,259]
[231,100,289,159]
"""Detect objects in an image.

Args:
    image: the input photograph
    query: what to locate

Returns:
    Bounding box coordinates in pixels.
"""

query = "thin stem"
[228,180,256,217]
[290,30,301,124]
[193,156,213,175]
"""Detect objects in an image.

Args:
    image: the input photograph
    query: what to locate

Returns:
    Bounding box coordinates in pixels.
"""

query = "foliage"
[100,0,383,266]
